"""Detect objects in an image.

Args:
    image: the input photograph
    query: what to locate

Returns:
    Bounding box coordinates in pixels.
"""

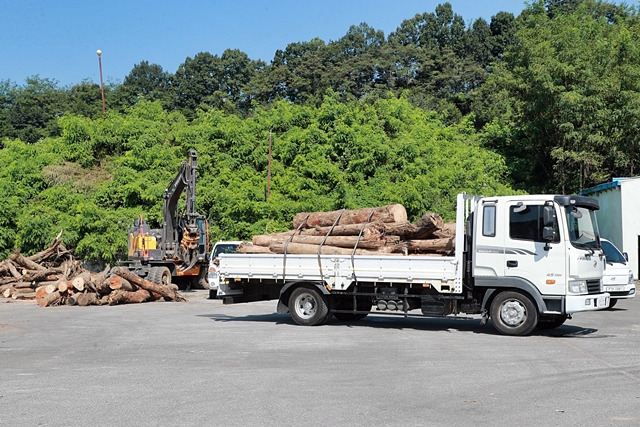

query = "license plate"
[605,286,623,292]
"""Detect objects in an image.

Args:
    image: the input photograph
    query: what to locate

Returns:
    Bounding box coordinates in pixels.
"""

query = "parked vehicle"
[601,238,636,308]
[208,241,242,298]
[211,193,610,336]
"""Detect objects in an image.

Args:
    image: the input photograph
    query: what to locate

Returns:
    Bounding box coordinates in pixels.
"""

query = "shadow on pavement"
[201,311,601,337]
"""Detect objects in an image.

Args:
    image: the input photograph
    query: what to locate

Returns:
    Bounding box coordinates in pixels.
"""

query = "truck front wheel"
[289,286,330,326]
[490,291,538,336]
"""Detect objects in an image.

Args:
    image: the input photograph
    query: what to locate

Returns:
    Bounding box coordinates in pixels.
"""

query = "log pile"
[0,231,184,306]
[239,204,456,256]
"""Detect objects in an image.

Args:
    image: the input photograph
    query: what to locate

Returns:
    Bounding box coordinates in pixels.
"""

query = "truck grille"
[587,280,601,294]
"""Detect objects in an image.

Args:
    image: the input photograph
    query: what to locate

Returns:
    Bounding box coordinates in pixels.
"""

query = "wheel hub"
[501,300,526,326]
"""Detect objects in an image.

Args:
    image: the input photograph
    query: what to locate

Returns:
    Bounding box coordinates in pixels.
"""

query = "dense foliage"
[1,0,638,262]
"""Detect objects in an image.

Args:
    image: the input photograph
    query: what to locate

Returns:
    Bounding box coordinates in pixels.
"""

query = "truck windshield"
[565,206,600,250]
[601,240,626,264]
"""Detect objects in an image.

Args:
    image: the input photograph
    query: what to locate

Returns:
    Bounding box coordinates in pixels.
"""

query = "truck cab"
[471,194,609,333]
[601,238,636,308]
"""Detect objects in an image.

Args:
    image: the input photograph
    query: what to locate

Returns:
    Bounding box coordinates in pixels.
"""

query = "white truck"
[212,193,610,335]
[601,238,636,308]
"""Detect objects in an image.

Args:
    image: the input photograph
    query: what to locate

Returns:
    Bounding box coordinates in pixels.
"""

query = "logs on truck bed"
[293,204,408,229]
[1,231,186,306]
[248,205,454,257]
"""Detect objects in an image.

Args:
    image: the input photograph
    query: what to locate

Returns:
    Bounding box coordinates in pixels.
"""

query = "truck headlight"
[569,280,587,294]
[629,272,634,285]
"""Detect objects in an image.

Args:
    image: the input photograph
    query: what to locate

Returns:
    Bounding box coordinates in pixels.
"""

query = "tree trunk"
[113,267,185,302]
[109,276,136,291]
[10,251,47,271]
[77,292,99,306]
[404,238,455,254]
[255,234,394,250]
[269,242,404,256]
[107,288,151,305]
[38,291,62,307]
[293,204,407,229]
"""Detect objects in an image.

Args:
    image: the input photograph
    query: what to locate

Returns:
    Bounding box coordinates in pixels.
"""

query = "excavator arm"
[160,150,202,271]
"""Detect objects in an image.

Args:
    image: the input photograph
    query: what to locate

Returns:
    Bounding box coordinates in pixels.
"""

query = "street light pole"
[96,49,106,115]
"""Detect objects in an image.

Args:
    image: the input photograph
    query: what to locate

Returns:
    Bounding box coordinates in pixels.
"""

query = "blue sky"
[1,0,527,87]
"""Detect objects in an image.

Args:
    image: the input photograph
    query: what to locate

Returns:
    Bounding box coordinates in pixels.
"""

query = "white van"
[208,241,243,298]
[601,239,636,308]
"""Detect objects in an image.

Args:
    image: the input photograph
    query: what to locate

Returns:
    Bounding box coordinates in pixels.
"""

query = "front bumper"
[603,283,636,299]
[565,292,610,313]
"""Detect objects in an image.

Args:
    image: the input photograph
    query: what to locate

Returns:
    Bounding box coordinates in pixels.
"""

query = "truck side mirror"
[624,252,629,262]
[542,226,555,242]
[543,205,556,227]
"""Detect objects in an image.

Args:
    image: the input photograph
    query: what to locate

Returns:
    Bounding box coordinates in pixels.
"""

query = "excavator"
[120,150,209,288]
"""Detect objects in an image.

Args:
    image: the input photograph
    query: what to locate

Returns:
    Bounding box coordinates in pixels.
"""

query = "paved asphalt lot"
[1,291,639,426]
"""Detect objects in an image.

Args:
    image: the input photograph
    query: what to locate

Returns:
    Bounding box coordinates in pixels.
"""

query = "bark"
[236,243,274,254]
[269,242,404,256]
[107,289,151,305]
[14,281,34,289]
[77,292,99,306]
[293,204,407,229]
[433,222,456,239]
[90,265,111,291]
[13,291,36,299]
[404,238,455,254]
[113,267,185,302]
[256,234,394,250]
[27,230,64,264]
[10,251,47,271]
[413,212,444,239]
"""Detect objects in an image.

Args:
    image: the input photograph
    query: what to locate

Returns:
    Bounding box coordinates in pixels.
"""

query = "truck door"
[503,200,566,296]
[473,200,506,277]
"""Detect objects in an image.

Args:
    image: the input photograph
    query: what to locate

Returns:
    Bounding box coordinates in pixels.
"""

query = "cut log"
[3,286,14,298]
[35,286,48,299]
[10,251,47,271]
[107,288,151,305]
[112,267,185,302]
[256,234,394,250]
[71,271,92,292]
[269,242,404,256]
[413,212,444,239]
[45,282,59,294]
[433,222,456,239]
[77,292,99,306]
[404,238,455,254]
[14,281,34,289]
[293,204,407,229]
[95,278,113,296]
[38,291,62,307]
[13,291,36,300]
[27,230,64,264]
[236,243,274,254]
[108,276,136,292]
[57,281,73,293]
[89,265,111,291]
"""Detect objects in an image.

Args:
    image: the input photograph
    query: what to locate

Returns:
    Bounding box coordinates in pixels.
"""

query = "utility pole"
[96,49,106,115]
[266,131,272,200]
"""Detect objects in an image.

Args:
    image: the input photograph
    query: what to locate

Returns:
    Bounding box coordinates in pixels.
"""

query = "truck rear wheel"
[490,291,538,336]
[148,267,171,286]
[289,286,330,326]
